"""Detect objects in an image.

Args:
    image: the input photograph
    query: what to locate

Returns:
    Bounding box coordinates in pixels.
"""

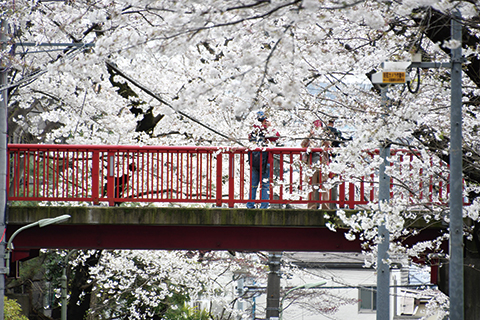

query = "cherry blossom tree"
[2,0,480,317]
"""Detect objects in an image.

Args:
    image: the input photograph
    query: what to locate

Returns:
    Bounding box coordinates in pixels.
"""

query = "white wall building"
[230,252,444,320]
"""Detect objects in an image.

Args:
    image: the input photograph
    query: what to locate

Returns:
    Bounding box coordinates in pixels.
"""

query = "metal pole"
[449,11,464,320]
[236,276,244,319]
[0,18,8,320]
[265,252,281,319]
[376,86,391,320]
[61,250,77,320]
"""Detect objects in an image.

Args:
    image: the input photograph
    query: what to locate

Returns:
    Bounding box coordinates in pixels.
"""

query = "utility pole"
[448,11,464,320]
[0,18,8,320]
[265,252,281,320]
[376,86,391,320]
[371,12,464,319]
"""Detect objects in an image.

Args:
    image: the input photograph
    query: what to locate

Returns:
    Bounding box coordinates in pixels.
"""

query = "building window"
[359,286,376,312]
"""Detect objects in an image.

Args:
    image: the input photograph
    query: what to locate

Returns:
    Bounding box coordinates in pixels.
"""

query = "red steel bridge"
[5,144,452,282]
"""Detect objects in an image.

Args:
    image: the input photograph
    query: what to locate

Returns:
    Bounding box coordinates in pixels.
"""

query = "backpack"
[249,151,269,171]
[248,126,269,170]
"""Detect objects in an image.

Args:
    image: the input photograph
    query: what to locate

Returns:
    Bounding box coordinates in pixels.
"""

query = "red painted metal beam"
[6,224,447,255]
[7,225,363,252]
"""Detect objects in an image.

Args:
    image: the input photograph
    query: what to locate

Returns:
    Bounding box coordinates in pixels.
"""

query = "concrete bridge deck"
[7,206,446,256]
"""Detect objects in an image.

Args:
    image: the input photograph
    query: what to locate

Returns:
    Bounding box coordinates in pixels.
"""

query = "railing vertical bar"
[175,151,179,199]
[228,152,235,208]
[140,151,145,200]
[169,151,174,199]
[73,150,78,198]
[42,151,46,198]
[190,152,194,200]
[152,152,156,200]
[53,151,58,198]
[188,152,193,199]
[148,152,153,200]
[196,152,201,200]
[25,151,30,198]
[128,151,133,200]
[203,152,207,199]
[125,151,129,200]
[180,152,184,200]
[38,150,45,197]
[91,150,100,204]
[19,150,23,198]
[348,182,355,209]
[141,151,146,200]
[205,152,213,199]
[216,152,222,207]
[58,150,62,198]
[58,150,63,198]
[184,152,188,199]
[69,150,73,198]
[107,151,115,206]
[17,151,22,197]
[205,151,208,200]
[65,150,70,198]
[78,150,82,198]
[280,153,285,202]
[50,150,55,198]
[19,150,23,196]
[28,150,31,197]
[160,152,164,199]
[166,151,171,199]
[154,152,159,199]
[289,153,294,197]
[84,151,89,198]
[239,153,245,201]
[63,150,67,198]
[47,151,51,199]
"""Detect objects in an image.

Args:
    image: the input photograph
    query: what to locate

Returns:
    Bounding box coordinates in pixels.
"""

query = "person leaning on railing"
[301,120,330,210]
[246,111,280,209]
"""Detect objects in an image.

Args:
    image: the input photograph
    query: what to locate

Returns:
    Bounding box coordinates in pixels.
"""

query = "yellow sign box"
[382,72,406,83]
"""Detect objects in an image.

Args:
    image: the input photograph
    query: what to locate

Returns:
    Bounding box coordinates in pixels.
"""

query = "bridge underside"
[7,206,446,259]
[8,224,363,252]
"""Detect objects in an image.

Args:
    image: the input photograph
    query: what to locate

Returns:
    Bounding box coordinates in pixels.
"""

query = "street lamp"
[5,214,71,275]
[279,280,327,320]
[61,249,77,320]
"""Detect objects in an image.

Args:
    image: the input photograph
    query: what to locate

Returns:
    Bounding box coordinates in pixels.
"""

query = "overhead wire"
[105,60,245,146]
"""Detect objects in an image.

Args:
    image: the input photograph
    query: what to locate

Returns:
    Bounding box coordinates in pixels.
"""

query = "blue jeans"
[247,164,270,209]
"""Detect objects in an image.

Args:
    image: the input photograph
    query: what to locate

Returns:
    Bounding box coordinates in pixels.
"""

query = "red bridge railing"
[7,144,451,208]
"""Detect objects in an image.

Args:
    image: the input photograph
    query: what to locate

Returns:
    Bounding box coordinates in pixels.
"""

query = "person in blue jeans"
[246,111,279,209]
[247,162,271,209]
